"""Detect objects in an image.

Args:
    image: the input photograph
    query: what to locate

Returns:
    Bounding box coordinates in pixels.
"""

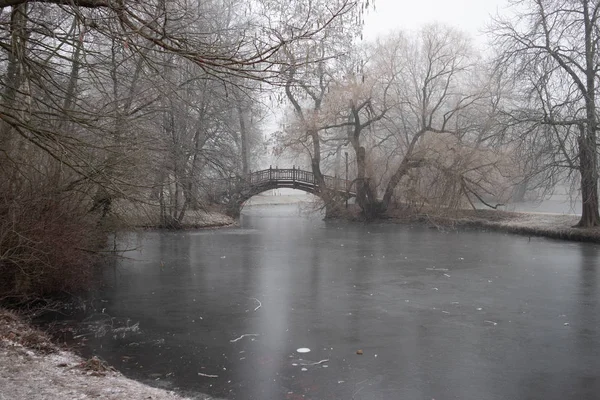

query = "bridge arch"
[241,188,322,210]
[224,167,355,217]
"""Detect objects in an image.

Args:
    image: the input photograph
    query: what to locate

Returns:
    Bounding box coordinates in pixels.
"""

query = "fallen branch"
[251,297,262,311]
[300,359,329,366]
[230,333,259,343]
[197,372,219,378]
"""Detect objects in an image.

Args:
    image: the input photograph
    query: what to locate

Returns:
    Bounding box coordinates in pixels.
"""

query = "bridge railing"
[247,167,354,194]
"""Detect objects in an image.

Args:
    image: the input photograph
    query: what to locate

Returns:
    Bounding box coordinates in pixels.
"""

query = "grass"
[338,204,600,243]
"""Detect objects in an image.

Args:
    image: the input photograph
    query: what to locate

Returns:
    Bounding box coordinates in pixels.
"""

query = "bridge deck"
[246,167,355,196]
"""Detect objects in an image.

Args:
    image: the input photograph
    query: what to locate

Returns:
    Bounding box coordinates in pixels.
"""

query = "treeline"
[1,0,599,301]
[276,2,600,226]
[0,0,363,301]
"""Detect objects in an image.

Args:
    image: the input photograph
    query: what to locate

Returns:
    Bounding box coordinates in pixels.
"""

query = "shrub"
[0,166,105,304]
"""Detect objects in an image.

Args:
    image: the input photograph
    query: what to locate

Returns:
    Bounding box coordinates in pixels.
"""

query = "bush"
[0,167,105,304]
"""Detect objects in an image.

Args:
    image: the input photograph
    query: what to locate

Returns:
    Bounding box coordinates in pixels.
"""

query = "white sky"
[362,0,510,49]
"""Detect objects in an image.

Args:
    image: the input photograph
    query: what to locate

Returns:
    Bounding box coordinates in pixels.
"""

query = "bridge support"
[217,168,356,218]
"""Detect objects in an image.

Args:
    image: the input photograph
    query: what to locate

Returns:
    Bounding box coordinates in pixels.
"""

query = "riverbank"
[111,200,235,229]
[336,205,600,243]
[440,209,600,242]
[242,196,600,243]
[0,309,208,400]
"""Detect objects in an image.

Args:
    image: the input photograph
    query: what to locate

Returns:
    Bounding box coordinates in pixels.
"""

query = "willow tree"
[299,24,513,218]
[376,25,491,211]
[271,0,368,190]
[492,0,600,227]
[316,43,394,218]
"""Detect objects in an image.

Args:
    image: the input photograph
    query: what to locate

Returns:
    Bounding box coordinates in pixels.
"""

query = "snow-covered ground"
[0,310,212,400]
[505,193,582,215]
[456,211,600,242]
[0,347,202,400]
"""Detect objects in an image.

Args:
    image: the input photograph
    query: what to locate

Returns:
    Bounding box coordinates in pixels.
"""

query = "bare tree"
[271,0,368,192]
[377,25,490,211]
[286,25,514,218]
[318,45,393,218]
[492,0,600,227]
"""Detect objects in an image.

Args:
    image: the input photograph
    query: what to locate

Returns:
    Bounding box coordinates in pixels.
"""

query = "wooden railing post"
[269,165,272,181]
[293,165,296,186]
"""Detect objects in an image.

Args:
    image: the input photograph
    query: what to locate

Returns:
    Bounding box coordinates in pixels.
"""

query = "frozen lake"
[65,204,600,400]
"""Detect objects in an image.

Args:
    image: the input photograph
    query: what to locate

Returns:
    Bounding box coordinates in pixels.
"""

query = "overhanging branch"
[0,0,111,7]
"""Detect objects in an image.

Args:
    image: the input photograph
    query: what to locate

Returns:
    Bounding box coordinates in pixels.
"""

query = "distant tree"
[273,0,369,192]
[296,24,515,218]
[377,25,502,211]
[492,0,600,227]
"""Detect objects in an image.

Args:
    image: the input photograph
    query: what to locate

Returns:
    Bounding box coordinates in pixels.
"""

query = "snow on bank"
[445,210,599,242]
[0,347,199,400]
[383,207,600,242]
[110,200,235,228]
[0,310,211,400]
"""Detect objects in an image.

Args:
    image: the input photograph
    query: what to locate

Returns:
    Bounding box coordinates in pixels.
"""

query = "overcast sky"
[362,0,511,48]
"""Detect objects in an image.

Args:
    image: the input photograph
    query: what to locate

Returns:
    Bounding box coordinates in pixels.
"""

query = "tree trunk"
[63,17,82,112]
[184,128,205,211]
[355,146,367,207]
[236,100,249,176]
[310,129,325,188]
[353,146,378,218]
[382,169,403,210]
[576,2,600,228]
[576,131,600,227]
[381,157,426,212]
[1,4,28,146]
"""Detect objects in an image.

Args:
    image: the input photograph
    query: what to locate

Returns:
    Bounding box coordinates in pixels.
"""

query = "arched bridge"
[247,167,356,196]
[223,167,356,216]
